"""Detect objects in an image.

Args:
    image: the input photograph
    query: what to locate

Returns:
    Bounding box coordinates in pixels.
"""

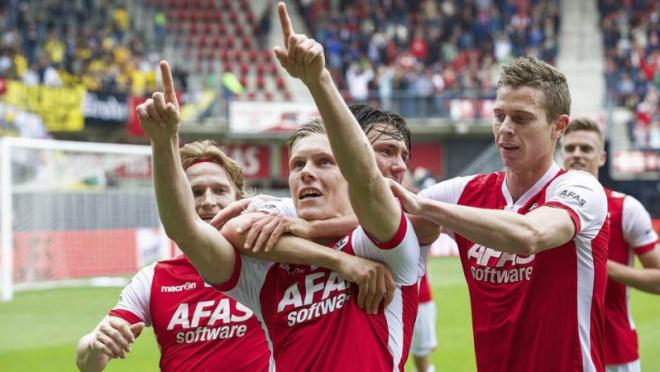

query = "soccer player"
[75,141,271,371]
[76,137,394,371]
[561,117,659,372]
[388,56,610,371]
[136,3,422,369]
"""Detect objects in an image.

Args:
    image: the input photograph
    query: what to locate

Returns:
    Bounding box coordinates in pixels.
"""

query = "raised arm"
[137,61,236,285]
[273,3,399,242]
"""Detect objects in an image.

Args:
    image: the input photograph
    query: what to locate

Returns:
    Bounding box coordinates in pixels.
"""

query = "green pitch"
[0,257,658,371]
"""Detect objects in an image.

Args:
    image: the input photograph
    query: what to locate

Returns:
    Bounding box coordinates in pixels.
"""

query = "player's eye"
[319,157,333,166]
[292,160,305,170]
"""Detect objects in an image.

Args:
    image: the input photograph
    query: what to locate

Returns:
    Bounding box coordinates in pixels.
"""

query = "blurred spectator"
[297,0,561,116]
[0,1,160,97]
[599,0,659,149]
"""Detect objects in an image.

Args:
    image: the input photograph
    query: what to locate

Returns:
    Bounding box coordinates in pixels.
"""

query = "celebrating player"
[389,56,610,371]
[78,61,398,370]
[75,141,271,372]
[220,3,422,368]
[561,117,659,372]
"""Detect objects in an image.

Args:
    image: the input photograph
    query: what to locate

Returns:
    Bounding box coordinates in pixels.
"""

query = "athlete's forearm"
[304,70,380,186]
[223,215,343,270]
[151,136,198,241]
[152,138,236,284]
[248,235,344,272]
[307,215,359,240]
[76,334,110,372]
[304,70,400,242]
[607,260,660,294]
[417,198,573,255]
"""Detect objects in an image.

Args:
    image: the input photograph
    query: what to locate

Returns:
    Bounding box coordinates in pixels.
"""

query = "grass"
[0,257,658,371]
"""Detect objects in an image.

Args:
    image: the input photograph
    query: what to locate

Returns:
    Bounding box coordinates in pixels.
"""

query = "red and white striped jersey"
[421,163,609,372]
[215,200,422,371]
[109,255,271,372]
[603,188,658,366]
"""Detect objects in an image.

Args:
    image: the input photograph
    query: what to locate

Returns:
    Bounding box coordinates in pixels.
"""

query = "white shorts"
[606,359,640,372]
[411,301,438,356]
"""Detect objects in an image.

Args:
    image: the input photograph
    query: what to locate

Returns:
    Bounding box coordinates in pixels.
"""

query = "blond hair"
[498,56,571,122]
[564,117,603,143]
[179,140,245,198]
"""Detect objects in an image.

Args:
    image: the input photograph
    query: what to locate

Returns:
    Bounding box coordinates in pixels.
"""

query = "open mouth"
[299,188,323,200]
[499,143,520,152]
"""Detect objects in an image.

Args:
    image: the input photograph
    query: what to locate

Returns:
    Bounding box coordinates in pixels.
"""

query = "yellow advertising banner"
[2,80,86,131]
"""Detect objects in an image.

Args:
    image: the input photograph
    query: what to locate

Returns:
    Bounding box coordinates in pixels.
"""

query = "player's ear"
[552,114,570,140]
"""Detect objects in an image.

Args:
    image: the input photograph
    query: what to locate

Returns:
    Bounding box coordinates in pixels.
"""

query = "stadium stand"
[599,0,659,150]
[147,0,290,102]
[293,0,561,117]
[0,0,158,96]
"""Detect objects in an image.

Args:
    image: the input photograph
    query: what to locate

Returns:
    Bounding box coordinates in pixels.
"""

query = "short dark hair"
[286,118,326,152]
[497,56,571,122]
[349,104,411,155]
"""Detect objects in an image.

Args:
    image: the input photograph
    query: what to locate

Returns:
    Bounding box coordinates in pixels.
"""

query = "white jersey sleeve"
[256,197,297,217]
[622,195,659,251]
[111,263,155,326]
[419,175,476,204]
[350,212,421,285]
[215,254,273,320]
[544,170,607,240]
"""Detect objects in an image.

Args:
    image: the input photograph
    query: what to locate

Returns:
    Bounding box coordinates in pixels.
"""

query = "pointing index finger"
[277,2,294,48]
[159,60,177,106]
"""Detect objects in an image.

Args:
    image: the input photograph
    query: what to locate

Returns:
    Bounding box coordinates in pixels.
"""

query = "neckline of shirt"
[501,162,560,211]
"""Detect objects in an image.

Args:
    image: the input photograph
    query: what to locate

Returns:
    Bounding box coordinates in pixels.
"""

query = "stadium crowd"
[0,0,160,96]
[295,0,560,118]
[599,0,659,149]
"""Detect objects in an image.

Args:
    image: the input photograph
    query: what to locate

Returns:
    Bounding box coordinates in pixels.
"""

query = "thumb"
[130,322,145,338]
[273,47,288,65]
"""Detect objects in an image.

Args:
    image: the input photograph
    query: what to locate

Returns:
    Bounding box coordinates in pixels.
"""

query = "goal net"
[0,137,173,301]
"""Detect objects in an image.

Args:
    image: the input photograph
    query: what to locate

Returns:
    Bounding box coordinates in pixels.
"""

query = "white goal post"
[0,137,173,301]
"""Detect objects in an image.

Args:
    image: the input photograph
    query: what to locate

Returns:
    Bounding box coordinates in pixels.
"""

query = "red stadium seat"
[255,76,265,90]
[263,91,273,101]
[262,50,272,63]
[275,76,286,90]
[269,63,278,75]
[225,35,234,49]
[239,62,249,76]
[241,36,252,49]
[255,63,265,76]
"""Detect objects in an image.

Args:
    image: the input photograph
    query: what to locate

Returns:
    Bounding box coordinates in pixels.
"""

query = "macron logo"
[161,281,197,293]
